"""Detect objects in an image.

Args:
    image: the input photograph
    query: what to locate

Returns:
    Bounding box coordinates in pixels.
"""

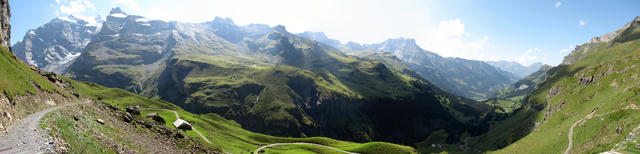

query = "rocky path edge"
[0,100,89,153]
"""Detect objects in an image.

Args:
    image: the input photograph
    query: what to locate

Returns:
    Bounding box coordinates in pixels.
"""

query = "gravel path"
[141,108,211,144]
[0,101,88,153]
[253,142,358,154]
[564,110,596,154]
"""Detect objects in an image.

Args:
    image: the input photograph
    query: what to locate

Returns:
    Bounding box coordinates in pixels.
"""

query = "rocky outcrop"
[561,16,640,65]
[0,0,10,49]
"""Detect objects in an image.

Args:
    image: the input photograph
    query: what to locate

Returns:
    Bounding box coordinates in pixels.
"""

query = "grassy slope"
[0,47,66,99]
[487,21,640,153]
[69,79,417,153]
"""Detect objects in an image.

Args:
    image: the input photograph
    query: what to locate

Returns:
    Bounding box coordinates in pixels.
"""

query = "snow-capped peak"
[71,14,102,27]
[57,14,103,28]
[57,16,78,24]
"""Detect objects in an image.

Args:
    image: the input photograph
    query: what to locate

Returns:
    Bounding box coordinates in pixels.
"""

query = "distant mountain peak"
[386,37,416,43]
[296,31,342,48]
[273,25,287,33]
[379,38,419,49]
[300,31,327,37]
[109,7,127,18]
[110,7,125,15]
[213,16,236,25]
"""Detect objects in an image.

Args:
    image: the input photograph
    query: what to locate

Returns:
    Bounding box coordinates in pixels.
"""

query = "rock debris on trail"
[0,102,87,153]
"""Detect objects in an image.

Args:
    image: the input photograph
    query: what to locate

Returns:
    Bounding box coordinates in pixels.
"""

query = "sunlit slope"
[483,16,640,153]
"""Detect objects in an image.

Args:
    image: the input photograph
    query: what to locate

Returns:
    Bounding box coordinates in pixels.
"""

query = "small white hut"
[172,119,192,130]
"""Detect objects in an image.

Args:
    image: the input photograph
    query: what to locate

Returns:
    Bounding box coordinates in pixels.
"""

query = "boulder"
[174,131,185,138]
[126,106,140,115]
[146,112,165,123]
[4,112,10,120]
[152,115,165,124]
[123,112,133,123]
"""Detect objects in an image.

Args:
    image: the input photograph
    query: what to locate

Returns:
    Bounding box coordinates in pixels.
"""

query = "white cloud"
[60,0,86,14]
[579,20,586,26]
[113,0,142,13]
[57,0,95,15]
[415,18,490,60]
[555,2,562,8]
[438,18,465,37]
[514,48,542,66]
[83,0,95,10]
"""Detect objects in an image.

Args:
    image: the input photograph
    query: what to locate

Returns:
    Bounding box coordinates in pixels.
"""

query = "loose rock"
[123,113,133,123]
[126,106,140,115]
[4,112,11,120]
[96,119,105,125]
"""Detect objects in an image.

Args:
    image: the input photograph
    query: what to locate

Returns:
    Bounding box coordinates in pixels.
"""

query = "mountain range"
[41,8,490,144]
[0,4,418,153]
[297,32,520,100]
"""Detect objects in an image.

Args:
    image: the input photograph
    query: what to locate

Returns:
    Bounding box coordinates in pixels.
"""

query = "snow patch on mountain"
[110,13,127,18]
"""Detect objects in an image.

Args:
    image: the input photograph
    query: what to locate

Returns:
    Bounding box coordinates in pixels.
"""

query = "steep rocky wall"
[0,0,9,49]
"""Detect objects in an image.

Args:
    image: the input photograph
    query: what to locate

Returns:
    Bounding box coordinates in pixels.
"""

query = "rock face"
[11,15,102,74]
[67,8,176,93]
[0,0,9,49]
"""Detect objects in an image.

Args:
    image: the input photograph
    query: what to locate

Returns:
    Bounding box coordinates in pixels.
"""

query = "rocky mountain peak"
[371,37,420,54]
[11,11,104,73]
[273,25,287,33]
[589,16,640,44]
[345,41,366,50]
[563,16,640,65]
[110,7,126,15]
[384,38,417,47]
[296,31,341,48]
[213,17,236,25]
[299,31,328,39]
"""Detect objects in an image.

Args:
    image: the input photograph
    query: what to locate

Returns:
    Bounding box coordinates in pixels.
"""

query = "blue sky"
[9,0,640,66]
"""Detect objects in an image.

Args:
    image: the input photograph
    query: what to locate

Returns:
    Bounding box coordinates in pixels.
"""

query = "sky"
[8,0,640,66]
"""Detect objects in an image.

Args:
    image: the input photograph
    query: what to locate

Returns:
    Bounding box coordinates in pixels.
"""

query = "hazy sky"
[9,0,640,66]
